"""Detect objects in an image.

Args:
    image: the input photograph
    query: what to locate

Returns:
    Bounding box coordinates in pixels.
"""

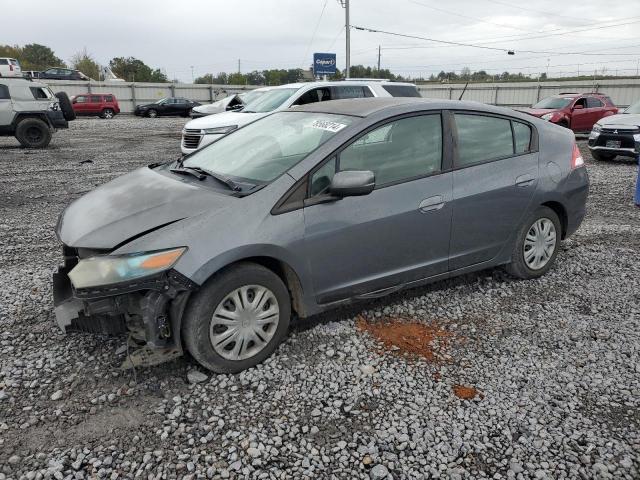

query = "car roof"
[272,80,417,89]
[288,97,537,119]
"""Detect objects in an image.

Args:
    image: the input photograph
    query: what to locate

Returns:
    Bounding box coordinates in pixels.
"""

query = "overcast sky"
[3,0,639,82]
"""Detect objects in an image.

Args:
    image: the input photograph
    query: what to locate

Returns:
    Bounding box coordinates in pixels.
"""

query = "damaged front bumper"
[52,247,197,367]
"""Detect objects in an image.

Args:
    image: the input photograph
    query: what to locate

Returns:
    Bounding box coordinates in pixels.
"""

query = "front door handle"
[419,195,445,213]
[515,174,535,187]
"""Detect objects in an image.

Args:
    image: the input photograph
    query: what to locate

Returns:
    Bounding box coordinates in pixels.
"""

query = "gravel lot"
[1,116,639,480]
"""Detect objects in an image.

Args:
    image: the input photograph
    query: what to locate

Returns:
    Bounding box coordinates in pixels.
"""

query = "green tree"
[195,73,215,84]
[70,48,100,80]
[109,57,167,82]
[20,43,65,70]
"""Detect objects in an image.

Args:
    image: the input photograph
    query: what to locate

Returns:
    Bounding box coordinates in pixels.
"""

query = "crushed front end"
[53,245,197,368]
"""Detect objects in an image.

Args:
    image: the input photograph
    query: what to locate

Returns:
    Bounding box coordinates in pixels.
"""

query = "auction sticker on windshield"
[309,119,348,133]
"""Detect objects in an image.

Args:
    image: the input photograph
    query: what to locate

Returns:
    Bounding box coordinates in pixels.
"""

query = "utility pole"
[190,66,194,83]
[338,0,350,78]
[238,59,241,74]
[377,45,381,73]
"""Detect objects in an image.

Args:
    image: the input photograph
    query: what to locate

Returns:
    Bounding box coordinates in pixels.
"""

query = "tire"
[147,109,158,118]
[101,108,115,119]
[15,118,52,148]
[505,206,562,280]
[182,109,191,118]
[590,150,616,161]
[54,92,76,121]
[182,263,291,373]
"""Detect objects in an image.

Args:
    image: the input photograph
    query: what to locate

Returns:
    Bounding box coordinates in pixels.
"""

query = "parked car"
[0,77,75,148]
[71,93,120,119]
[0,58,22,78]
[53,97,588,373]
[517,93,618,132]
[190,88,272,119]
[588,99,640,161]
[38,68,91,81]
[181,80,421,154]
[134,97,201,118]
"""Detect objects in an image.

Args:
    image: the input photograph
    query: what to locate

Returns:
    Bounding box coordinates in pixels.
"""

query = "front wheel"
[147,109,158,118]
[505,207,561,279]
[182,263,291,373]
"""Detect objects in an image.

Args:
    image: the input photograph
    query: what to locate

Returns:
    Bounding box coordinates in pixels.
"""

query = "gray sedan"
[53,98,589,373]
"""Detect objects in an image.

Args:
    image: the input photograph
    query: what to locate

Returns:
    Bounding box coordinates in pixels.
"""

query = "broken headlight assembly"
[68,247,186,289]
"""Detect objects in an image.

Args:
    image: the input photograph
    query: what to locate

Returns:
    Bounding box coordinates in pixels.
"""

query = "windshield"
[532,97,572,109]
[242,88,299,113]
[240,89,268,105]
[624,100,640,114]
[183,112,355,183]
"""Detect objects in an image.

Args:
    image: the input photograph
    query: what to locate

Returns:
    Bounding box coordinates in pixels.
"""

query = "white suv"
[0,58,22,78]
[181,80,421,154]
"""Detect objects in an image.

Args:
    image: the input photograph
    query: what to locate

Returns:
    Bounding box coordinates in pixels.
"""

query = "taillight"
[9,64,13,71]
[571,143,584,169]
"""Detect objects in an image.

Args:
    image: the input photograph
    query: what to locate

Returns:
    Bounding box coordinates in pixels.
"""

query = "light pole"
[337,0,350,78]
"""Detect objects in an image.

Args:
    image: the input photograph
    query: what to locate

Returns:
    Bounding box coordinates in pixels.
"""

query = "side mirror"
[573,104,584,110]
[329,170,375,197]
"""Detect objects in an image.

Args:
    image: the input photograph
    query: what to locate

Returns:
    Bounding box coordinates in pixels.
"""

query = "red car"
[71,93,120,119]
[517,93,618,132]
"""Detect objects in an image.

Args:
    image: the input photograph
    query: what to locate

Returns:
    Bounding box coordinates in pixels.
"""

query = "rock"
[370,464,389,479]
[187,370,208,384]
[50,390,63,401]
[359,365,376,375]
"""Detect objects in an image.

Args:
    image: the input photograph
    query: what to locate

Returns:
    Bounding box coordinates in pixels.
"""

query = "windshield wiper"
[170,166,205,180]
[187,166,244,192]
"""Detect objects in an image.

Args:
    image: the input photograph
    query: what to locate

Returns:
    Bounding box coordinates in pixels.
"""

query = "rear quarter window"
[0,84,9,99]
[29,87,49,99]
[512,121,532,154]
[0,59,8,65]
[382,85,421,97]
[454,114,513,166]
[104,95,114,102]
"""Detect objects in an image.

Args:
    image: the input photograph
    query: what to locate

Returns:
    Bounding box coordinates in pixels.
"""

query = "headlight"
[541,113,554,121]
[68,247,186,289]
[592,124,602,133]
[203,125,237,135]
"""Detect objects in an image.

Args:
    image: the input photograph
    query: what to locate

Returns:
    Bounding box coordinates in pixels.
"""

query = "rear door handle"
[515,174,535,187]
[419,195,445,213]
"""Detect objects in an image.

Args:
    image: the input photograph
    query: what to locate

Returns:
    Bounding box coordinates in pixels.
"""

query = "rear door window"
[331,85,367,99]
[90,95,101,103]
[454,114,513,166]
[586,97,603,108]
[381,85,421,97]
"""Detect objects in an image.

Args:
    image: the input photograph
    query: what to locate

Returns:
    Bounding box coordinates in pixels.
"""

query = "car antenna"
[458,81,469,101]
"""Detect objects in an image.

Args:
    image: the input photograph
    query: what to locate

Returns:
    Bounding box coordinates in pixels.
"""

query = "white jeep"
[0,78,75,148]
[181,80,421,154]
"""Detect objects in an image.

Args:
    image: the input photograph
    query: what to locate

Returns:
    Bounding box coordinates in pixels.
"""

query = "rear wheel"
[101,108,115,119]
[182,263,291,373]
[147,109,158,118]
[590,150,616,161]
[505,206,561,279]
[15,118,52,148]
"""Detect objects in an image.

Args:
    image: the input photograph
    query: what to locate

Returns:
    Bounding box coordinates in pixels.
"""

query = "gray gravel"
[1,116,639,479]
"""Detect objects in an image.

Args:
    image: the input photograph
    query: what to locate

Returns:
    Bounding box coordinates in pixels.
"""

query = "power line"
[301,0,329,67]
[351,24,640,56]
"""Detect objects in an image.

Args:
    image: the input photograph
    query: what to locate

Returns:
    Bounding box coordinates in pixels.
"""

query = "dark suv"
[517,93,618,132]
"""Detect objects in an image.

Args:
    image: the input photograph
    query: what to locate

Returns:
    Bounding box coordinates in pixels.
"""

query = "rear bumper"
[563,166,589,238]
[47,110,68,129]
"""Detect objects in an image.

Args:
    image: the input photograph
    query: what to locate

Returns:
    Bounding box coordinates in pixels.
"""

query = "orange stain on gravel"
[356,315,453,362]
[453,384,483,400]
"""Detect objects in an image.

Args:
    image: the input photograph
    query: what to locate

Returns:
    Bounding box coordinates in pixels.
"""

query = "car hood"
[194,95,240,114]
[515,108,558,117]
[184,110,268,130]
[57,166,232,249]
[597,113,640,128]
